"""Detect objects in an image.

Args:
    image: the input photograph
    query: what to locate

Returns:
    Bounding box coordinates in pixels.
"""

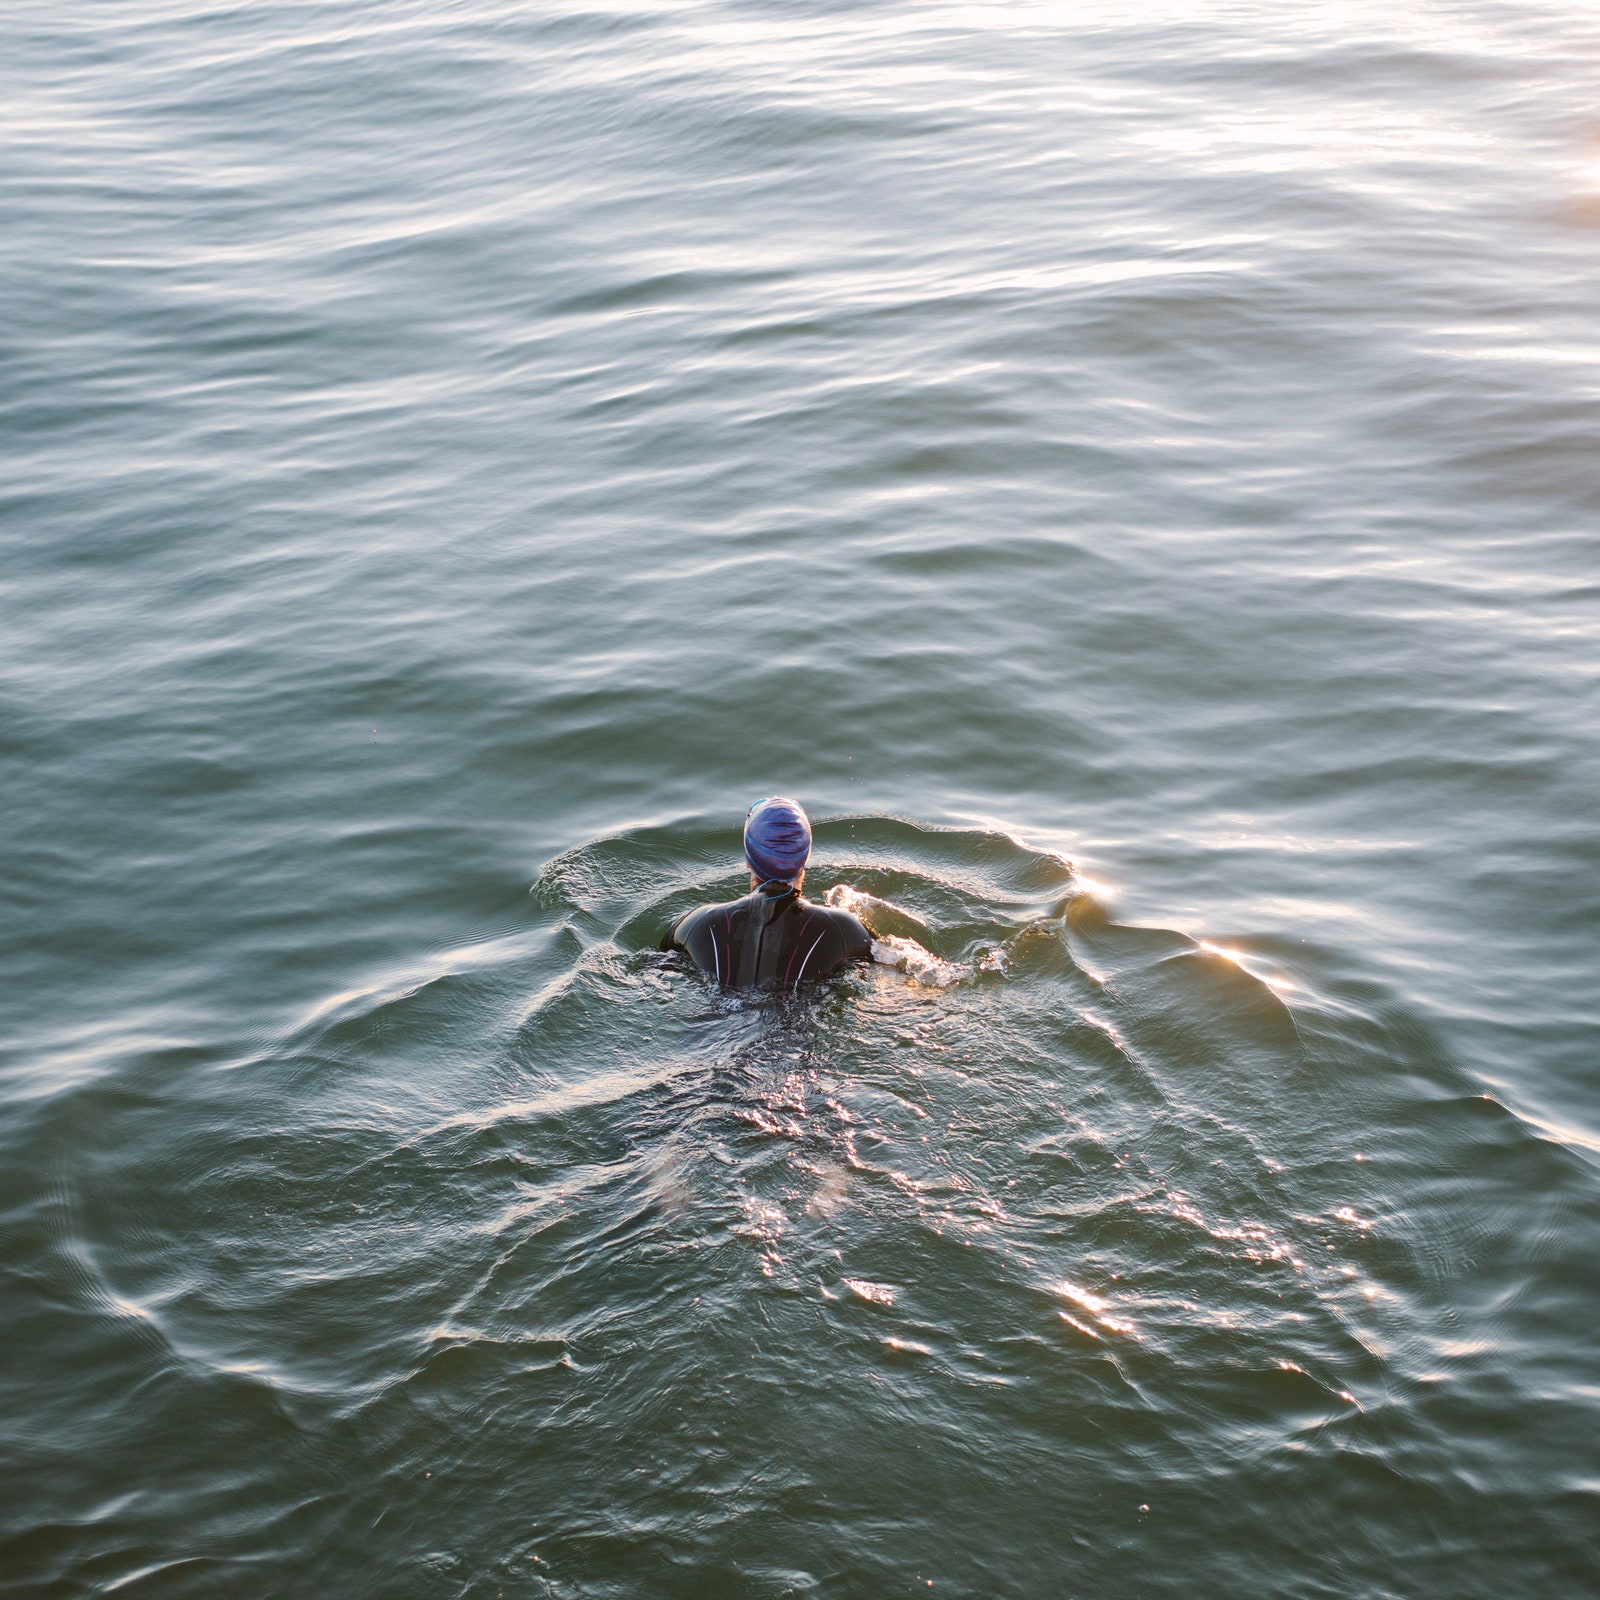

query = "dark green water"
[4,1,1599,1594]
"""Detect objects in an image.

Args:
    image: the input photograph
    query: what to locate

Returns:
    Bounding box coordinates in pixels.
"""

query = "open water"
[4,1,1600,1595]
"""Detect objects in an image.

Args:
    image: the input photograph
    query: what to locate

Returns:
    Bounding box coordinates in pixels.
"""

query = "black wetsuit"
[661,885,872,991]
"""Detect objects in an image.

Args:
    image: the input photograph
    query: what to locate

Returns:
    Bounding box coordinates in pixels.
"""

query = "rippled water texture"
[4,1,1600,1595]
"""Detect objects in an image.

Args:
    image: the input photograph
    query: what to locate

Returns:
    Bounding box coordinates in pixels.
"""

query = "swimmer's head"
[744,796,812,886]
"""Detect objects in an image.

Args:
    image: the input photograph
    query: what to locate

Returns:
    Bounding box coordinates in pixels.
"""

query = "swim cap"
[744,796,812,883]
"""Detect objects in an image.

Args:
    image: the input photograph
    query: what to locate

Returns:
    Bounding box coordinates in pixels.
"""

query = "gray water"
[4,1,1600,1595]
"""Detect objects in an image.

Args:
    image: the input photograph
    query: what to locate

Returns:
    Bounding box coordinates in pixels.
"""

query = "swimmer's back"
[662,885,871,991]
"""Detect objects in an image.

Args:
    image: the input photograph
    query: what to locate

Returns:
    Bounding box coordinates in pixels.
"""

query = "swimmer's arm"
[660,908,701,955]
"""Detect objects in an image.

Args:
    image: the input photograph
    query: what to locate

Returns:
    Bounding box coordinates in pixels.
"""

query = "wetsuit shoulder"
[662,898,746,983]
[773,898,873,984]
[803,901,873,960]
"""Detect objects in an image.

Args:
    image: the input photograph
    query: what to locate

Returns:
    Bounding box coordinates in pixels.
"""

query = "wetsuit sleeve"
[660,913,688,954]
[841,911,873,962]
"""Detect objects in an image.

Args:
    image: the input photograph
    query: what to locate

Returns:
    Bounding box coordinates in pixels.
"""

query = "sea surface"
[4,1,1599,1595]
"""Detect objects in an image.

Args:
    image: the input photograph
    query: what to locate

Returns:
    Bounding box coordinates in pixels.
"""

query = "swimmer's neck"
[750,870,805,893]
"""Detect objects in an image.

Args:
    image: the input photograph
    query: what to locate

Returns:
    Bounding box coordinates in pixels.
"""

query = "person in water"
[661,797,872,990]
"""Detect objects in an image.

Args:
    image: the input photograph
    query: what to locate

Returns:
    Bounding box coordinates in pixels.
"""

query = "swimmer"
[661,797,872,990]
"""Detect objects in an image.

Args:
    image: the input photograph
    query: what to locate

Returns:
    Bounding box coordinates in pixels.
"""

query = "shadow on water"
[6,819,1598,1598]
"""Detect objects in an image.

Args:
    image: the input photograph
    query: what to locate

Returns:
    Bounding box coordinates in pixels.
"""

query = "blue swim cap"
[744,796,812,883]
